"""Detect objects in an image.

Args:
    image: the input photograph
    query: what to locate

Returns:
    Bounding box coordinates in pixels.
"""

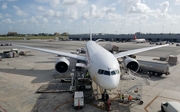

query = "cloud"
[83,4,115,19]
[160,1,169,14]
[120,14,149,26]
[175,0,180,5]
[35,0,50,3]
[62,0,88,6]
[2,18,12,23]
[54,11,62,18]
[42,18,48,24]
[5,13,11,17]
[0,13,3,18]
[29,16,38,24]
[53,20,61,24]
[27,16,49,25]
[44,9,62,18]
[102,7,115,13]
[83,4,102,19]
[106,13,122,20]
[50,0,60,7]
[21,19,27,24]
[149,1,170,18]
[45,9,54,17]
[1,3,7,9]
[121,0,150,14]
[34,15,43,19]
[65,7,78,20]
[82,20,86,25]
[38,6,44,11]
[7,0,17,2]
[9,26,13,29]
[35,0,60,7]
[17,19,27,24]
[13,5,27,16]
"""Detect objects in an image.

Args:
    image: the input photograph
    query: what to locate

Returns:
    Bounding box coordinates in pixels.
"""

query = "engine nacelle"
[123,57,140,72]
[55,57,70,74]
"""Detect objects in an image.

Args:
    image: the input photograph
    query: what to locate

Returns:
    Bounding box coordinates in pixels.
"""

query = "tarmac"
[0,40,180,112]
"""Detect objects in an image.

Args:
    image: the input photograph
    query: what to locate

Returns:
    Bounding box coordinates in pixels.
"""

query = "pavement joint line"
[144,83,166,112]
[158,96,180,101]
[144,95,158,112]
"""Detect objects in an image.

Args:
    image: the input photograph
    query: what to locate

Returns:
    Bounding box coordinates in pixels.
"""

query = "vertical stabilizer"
[89,22,92,41]
[134,34,137,40]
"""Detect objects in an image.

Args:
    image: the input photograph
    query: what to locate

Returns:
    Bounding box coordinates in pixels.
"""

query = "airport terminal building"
[69,33,180,42]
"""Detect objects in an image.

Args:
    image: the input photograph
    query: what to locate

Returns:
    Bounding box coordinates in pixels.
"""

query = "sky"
[0,0,180,34]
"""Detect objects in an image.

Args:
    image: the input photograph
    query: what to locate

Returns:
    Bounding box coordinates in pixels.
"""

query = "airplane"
[133,34,146,43]
[12,37,169,100]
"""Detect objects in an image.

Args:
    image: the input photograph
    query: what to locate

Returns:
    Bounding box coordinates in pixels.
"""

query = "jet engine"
[122,56,140,72]
[55,57,70,74]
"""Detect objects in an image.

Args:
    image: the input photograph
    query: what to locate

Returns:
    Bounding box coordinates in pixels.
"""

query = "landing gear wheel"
[102,90,109,101]
[149,71,153,76]
[157,73,163,77]
[102,93,109,101]
[153,72,158,76]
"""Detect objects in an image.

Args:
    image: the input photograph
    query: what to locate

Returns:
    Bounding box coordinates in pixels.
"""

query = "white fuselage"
[86,41,120,90]
[135,39,146,43]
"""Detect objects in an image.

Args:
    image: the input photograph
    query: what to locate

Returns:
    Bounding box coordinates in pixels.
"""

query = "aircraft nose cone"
[110,79,119,89]
[103,76,119,90]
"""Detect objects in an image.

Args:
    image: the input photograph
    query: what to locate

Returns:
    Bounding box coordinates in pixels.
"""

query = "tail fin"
[89,22,92,41]
[134,34,137,40]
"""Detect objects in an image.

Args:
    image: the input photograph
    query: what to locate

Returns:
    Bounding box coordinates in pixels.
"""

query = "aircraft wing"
[114,44,169,59]
[13,44,87,61]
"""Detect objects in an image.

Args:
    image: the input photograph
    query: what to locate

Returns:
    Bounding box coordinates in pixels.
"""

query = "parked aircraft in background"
[13,39,168,100]
[133,34,146,43]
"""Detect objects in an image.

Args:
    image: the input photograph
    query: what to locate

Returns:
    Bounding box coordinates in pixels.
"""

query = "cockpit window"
[98,69,119,76]
[98,69,104,74]
[104,70,110,75]
[115,70,120,74]
[111,71,116,75]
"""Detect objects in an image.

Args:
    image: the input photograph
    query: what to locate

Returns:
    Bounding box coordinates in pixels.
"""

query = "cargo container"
[74,91,84,109]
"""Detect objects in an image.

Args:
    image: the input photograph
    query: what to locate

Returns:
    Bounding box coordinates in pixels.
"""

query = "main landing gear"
[101,90,109,101]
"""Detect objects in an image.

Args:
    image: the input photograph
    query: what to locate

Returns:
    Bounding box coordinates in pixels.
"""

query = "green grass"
[0,36,68,40]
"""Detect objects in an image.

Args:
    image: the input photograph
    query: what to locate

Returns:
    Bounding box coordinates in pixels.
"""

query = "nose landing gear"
[101,90,109,101]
